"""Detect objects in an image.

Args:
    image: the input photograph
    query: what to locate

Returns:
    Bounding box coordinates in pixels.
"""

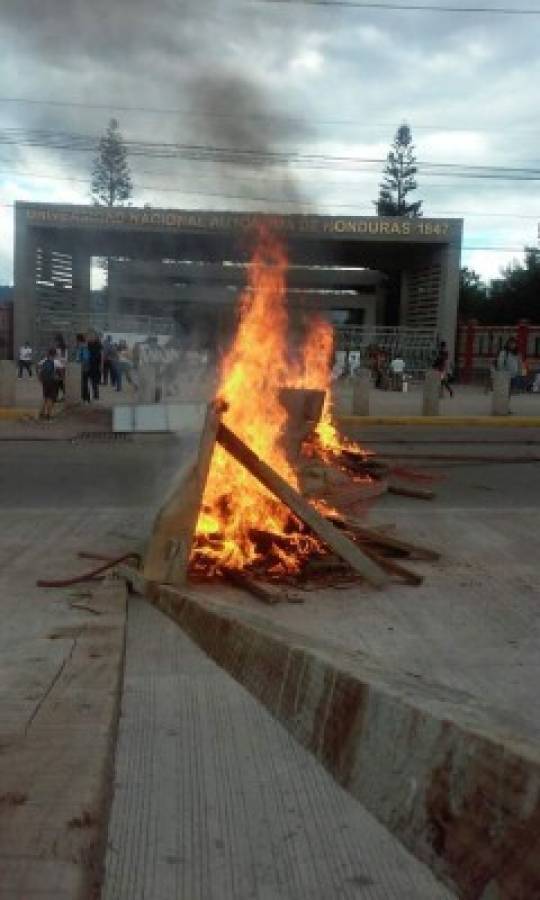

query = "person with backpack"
[38,348,60,420]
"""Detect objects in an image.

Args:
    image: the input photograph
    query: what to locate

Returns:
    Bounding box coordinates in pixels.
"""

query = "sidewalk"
[334,381,540,421]
[104,595,454,900]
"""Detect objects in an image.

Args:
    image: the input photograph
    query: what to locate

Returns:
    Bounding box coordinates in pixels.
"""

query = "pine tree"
[91,119,133,207]
[376,124,422,218]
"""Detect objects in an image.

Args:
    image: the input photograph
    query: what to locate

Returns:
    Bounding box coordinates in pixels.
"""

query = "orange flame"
[296,316,341,453]
[191,226,365,577]
[193,227,309,574]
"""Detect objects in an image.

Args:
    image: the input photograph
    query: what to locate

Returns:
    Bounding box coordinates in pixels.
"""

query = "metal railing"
[334,325,438,377]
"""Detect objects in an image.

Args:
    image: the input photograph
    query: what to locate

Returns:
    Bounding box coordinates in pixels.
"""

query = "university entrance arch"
[14,203,462,362]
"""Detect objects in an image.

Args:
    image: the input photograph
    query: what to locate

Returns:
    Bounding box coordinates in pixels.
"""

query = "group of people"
[17,331,135,420]
[368,340,455,397]
[76,332,133,402]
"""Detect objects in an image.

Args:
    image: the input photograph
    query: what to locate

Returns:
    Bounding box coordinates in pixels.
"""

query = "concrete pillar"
[138,364,157,403]
[332,378,353,416]
[13,205,37,358]
[422,369,440,416]
[492,370,510,416]
[72,251,91,336]
[0,360,16,407]
[65,362,82,404]
[352,371,371,416]
[437,240,462,365]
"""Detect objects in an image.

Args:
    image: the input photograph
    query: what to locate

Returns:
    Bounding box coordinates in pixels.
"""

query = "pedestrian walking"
[433,340,454,398]
[102,335,114,386]
[87,332,103,400]
[76,334,91,403]
[109,342,122,391]
[37,348,60,420]
[497,337,523,394]
[55,334,68,400]
[18,341,33,378]
[389,352,405,391]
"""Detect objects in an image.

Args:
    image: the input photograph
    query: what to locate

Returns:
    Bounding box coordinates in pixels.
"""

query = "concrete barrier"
[422,370,440,416]
[351,371,371,416]
[0,360,16,407]
[492,371,510,416]
[149,584,540,900]
[65,362,81,404]
[137,365,157,403]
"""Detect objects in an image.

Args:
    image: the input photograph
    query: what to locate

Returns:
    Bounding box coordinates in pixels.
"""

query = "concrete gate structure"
[13,203,462,359]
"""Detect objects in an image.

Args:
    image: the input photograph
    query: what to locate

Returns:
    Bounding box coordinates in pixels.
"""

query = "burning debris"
[159,224,439,599]
[35,226,440,602]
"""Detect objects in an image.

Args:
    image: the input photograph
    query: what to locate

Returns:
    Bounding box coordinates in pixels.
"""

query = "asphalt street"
[1,429,538,511]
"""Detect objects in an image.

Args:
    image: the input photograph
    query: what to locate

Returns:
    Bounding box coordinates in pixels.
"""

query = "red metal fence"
[457,320,540,382]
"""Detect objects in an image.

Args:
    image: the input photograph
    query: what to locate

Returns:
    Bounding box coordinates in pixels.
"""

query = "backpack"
[39,358,56,383]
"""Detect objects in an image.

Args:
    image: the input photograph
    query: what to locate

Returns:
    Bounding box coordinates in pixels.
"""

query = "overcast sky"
[1,0,539,285]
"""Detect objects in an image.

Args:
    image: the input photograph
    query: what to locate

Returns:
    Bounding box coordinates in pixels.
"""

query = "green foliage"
[376,124,422,218]
[489,248,540,324]
[458,266,490,321]
[91,119,133,207]
[460,251,540,325]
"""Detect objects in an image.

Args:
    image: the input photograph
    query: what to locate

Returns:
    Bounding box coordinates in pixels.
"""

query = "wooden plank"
[222,568,282,605]
[360,547,424,586]
[388,482,435,501]
[216,423,389,588]
[143,404,220,585]
[343,519,440,561]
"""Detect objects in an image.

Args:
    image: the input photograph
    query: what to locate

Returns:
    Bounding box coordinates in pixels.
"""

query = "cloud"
[0,0,538,284]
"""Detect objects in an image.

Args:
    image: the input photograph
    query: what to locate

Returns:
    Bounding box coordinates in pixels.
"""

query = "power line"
[1,95,540,136]
[1,167,540,220]
[2,128,540,181]
[256,0,540,14]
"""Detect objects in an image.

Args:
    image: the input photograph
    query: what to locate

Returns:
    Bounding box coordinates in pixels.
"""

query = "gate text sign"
[24,206,460,242]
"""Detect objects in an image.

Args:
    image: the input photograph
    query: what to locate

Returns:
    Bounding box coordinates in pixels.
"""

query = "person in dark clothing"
[76,334,91,402]
[38,348,59,419]
[102,335,114,386]
[433,340,454,398]
[54,333,67,400]
[86,332,103,400]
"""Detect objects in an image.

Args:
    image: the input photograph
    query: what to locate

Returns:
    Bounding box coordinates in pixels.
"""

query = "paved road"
[0,436,187,509]
[1,430,539,510]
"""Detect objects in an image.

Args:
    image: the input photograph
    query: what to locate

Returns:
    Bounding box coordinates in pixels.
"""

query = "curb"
[148,583,540,900]
[339,415,540,427]
[0,408,37,420]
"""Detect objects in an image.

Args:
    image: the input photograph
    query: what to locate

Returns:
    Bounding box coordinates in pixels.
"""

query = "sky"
[1,0,539,285]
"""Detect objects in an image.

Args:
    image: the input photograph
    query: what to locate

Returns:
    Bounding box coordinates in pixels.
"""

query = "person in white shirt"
[18,342,33,378]
[389,354,405,391]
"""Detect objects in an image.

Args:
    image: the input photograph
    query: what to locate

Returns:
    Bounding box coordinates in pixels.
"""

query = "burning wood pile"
[143,226,440,604]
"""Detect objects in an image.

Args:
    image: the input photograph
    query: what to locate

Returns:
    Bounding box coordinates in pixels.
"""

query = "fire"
[296,316,341,454]
[191,225,366,578]
[193,226,312,575]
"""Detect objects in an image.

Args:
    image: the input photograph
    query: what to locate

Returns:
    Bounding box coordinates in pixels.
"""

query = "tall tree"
[91,119,133,207]
[376,124,422,217]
